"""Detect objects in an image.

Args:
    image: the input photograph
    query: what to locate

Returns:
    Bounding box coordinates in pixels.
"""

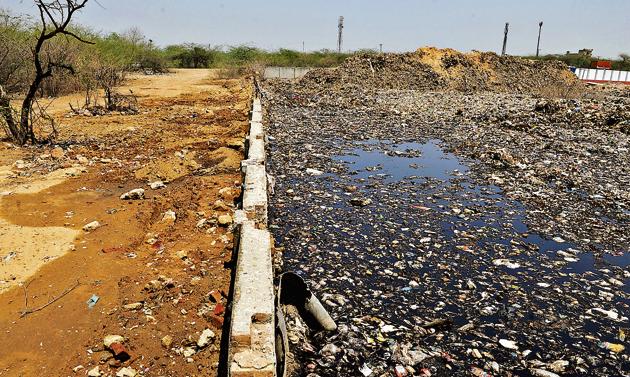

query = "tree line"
[0,2,355,145]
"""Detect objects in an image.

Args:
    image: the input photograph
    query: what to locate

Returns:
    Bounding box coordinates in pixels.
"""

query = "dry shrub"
[215,67,242,79]
[213,61,265,80]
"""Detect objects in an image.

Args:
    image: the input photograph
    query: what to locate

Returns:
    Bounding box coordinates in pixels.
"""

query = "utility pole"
[536,21,543,57]
[337,16,344,53]
[501,22,509,56]
[379,43,383,53]
[302,41,305,53]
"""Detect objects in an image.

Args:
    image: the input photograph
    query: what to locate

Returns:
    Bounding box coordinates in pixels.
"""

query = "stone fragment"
[120,188,145,200]
[83,221,101,232]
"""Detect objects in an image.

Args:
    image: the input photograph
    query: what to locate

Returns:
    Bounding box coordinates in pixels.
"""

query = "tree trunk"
[0,85,21,141]
[18,77,43,145]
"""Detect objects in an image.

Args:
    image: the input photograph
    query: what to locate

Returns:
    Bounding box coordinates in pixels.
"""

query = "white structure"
[228,97,276,376]
[263,66,312,79]
[573,68,630,84]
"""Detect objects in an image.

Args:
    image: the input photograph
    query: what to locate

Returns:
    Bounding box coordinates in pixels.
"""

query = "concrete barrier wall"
[228,97,276,376]
[574,67,630,84]
[263,66,312,79]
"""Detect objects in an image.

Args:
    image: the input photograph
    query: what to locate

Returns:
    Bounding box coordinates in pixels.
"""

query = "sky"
[4,0,630,58]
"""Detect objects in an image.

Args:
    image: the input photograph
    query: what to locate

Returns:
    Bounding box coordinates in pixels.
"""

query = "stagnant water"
[269,138,629,376]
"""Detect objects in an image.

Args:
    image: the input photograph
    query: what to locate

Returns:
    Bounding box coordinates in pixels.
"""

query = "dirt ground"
[0,69,252,376]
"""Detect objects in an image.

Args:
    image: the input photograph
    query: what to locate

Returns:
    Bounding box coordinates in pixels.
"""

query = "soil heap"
[298,47,581,94]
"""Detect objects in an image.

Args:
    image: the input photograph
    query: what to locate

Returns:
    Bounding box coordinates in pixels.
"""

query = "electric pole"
[536,21,543,57]
[337,16,344,53]
[379,43,383,53]
[501,22,509,56]
[302,41,305,53]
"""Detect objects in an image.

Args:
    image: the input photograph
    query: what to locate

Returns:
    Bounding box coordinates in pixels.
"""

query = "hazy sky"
[5,0,630,58]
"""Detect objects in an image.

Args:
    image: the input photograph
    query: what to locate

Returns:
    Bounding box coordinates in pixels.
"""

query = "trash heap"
[296,47,581,95]
[263,48,629,377]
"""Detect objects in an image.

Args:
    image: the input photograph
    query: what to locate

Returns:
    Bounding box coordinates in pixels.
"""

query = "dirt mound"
[298,47,582,94]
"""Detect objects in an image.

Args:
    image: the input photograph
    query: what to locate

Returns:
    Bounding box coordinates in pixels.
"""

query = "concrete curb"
[228,97,276,376]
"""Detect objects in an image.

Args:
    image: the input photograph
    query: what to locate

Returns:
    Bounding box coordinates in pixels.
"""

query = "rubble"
[87,366,101,376]
[217,214,233,226]
[122,302,143,310]
[115,367,137,377]
[161,209,177,222]
[161,335,173,348]
[51,147,65,159]
[197,328,215,348]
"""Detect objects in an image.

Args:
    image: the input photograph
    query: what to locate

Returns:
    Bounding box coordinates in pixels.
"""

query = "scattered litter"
[499,339,518,350]
[86,294,99,309]
[306,168,324,176]
[2,251,16,263]
[359,364,373,376]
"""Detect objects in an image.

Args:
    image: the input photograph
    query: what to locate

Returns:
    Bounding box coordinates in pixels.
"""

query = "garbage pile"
[295,47,582,95]
[263,66,629,376]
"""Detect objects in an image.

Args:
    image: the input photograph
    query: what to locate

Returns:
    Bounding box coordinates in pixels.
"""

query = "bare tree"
[0,0,92,145]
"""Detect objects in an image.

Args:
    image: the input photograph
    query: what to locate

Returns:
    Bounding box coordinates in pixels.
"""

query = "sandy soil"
[0,69,251,376]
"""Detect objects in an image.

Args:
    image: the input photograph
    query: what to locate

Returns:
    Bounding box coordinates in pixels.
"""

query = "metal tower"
[337,16,344,53]
[502,22,509,56]
[536,21,543,57]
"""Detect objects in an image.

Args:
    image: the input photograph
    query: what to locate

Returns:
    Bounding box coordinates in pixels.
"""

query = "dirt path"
[0,69,251,376]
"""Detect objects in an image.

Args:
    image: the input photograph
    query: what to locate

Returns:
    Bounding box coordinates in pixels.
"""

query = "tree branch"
[19,280,80,318]
[49,62,76,74]
[40,2,60,29]
[61,29,95,45]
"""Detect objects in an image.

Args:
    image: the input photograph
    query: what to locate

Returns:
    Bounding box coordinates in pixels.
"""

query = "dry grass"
[532,79,585,99]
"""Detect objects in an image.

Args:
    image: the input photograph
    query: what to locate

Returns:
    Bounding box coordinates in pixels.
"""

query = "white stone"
[162,210,176,222]
[115,367,137,377]
[197,329,215,348]
[120,188,145,200]
[83,221,101,232]
[103,334,124,348]
[149,181,166,190]
[87,366,102,376]
[218,214,233,226]
[183,347,196,357]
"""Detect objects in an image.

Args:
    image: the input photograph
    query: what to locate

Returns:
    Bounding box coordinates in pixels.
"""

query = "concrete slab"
[241,158,263,173]
[249,121,264,140]
[229,221,275,376]
[242,164,267,222]
[248,137,265,162]
[251,111,263,123]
